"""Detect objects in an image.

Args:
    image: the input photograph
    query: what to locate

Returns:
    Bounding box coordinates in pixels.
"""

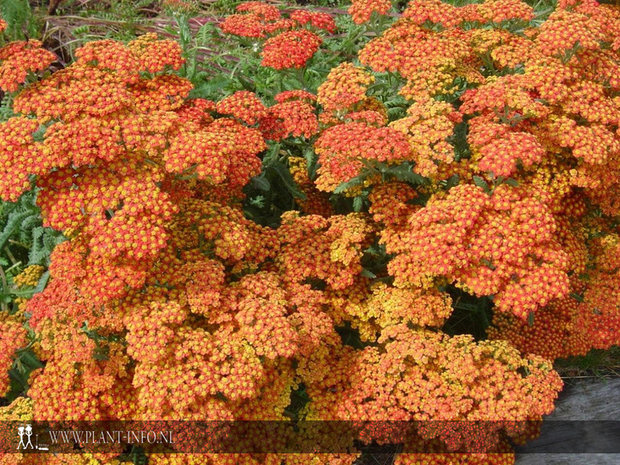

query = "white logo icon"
[17,424,47,451]
[17,425,34,450]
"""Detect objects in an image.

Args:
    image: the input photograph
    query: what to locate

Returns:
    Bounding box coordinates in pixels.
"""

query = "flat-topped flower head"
[0,40,56,92]
[261,29,322,69]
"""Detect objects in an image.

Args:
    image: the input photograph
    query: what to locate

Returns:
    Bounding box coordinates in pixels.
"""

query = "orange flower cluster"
[289,10,336,33]
[220,2,335,69]
[390,99,460,177]
[0,35,272,312]
[276,211,374,290]
[317,63,374,114]
[261,29,322,69]
[289,156,333,217]
[490,234,620,359]
[0,312,27,396]
[377,184,570,319]
[328,282,453,342]
[216,90,268,124]
[3,1,618,463]
[268,99,319,138]
[314,122,411,191]
[349,0,393,25]
[299,327,561,445]
[0,39,55,92]
[13,265,45,288]
[308,0,620,361]
[213,89,319,141]
[0,37,270,309]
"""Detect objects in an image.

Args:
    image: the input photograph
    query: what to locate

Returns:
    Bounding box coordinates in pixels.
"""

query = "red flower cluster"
[2,1,618,463]
[349,0,393,24]
[307,0,620,363]
[290,9,336,33]
[0,39,55,92]
[220,1,335,69]
[314,122,411,191]
[378,184,570,319]
[261,29,322,69]
[0,312,26,396]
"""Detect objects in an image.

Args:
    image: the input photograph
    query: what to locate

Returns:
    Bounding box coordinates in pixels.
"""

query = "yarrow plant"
[0,0,617,464]
[220,1,336,70]
[0,16,55,94]
[307,0,620,359]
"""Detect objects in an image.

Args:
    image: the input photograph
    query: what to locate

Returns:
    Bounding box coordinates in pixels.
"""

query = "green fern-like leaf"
[0,0,37,40]
[0,210,31,251]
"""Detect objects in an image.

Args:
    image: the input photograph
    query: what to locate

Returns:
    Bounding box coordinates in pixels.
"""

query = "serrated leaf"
[237,74,256,92]
[353,196,363,212]
[472,175,490,192]
[386,163,427,185]
[333,175,366,194]
[361,268,376,279]
[269,160,306,200]
[251,175,270,191]
[504,178,519,187]
[303,149,318,180]
[19,351,44,369]
[0,210,31,250]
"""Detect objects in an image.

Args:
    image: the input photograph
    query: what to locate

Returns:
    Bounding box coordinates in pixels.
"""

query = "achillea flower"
[490,234,620,359]
[269,99,318,138]
[277,211,374,290]
[290,10,336,33]
[130,74,193,112]
[261,29,322,69]
[75,39,140,84]
[537,9,606,58]
[220,13,267,38]
[216,90,268,125]
[469,122,546,177]
[476,0,534,23]
[0,312,27,396]
[300,328,562,428]
[274,89,317,104]
[348,0,392,24]
[317,63,374,113]
[402,0,462,27]
[13,265,45,288]
[0,117,59,201]
[262,18,298,34]
[3,2,619,454]
[389,99,456,177]
[127,33,185,73]
[165,119,264,186]
[236,1,281,21]
[0,40,56,92]
[382,184,570,319]
[345,110,388,126]
[314,122,411,191]
[333,283,453,341]
[14,65,132,122]
[359,21,475,100]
